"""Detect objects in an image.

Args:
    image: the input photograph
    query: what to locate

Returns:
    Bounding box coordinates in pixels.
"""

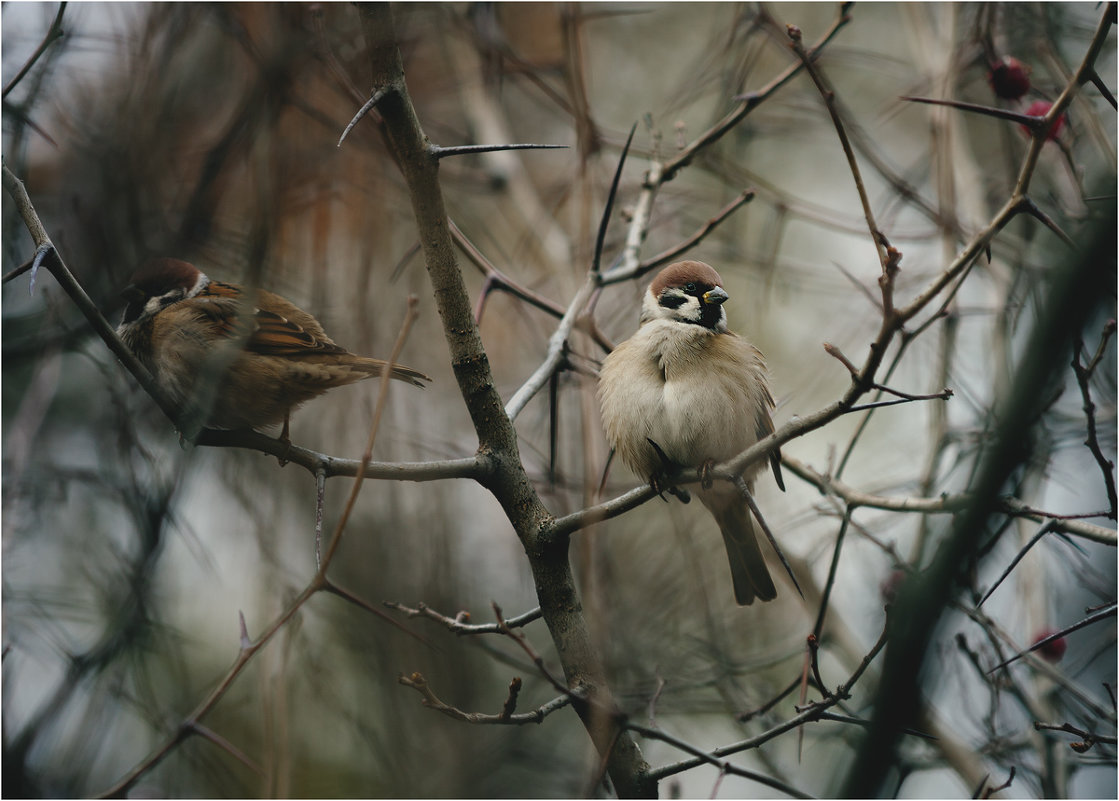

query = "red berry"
[1032,628,1068,662]
[989,56,1031,100]
[1021,100,1066,140]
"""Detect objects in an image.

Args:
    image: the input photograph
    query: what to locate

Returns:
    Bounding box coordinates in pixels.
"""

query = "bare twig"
[319,295,420,567]
[625,721,815,799]
[976,522,1057,607]
[398,671,572,725]
[666,4,853,183]
[592,122,636,277]
[385,601,542,635]
[734,476,803,598]
[1072,323,1119,519]
[429,142,567,159]
[604,189,757,285]
[649,620,888,782]
[1034,721,1118,752]
[987,603,1117,673]
[2,2,67,99]
[812,509,852,640]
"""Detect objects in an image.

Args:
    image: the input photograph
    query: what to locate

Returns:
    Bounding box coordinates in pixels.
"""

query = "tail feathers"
[713,502,776,605]
[354,357,431,387]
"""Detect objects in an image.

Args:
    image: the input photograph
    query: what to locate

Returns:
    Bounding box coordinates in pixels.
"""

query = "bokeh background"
[3,2,1115,797]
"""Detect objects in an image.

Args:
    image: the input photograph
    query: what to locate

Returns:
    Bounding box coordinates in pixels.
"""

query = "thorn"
[592,122,637,276]
[338,87,387,147]
[429,143,568,159]
[239,611,251,650]
[29,242,54,295]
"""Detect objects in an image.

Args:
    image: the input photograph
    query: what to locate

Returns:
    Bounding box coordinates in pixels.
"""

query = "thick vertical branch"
[353,5,653,796]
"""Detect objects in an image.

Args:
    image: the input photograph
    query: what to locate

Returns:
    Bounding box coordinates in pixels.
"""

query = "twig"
[398,671,572,725]
[626,722,815,799]
[384,601,542,634]
[901,95,1047,128]
[787,24,890,277]
[737,676,808,722]
[503,275,597,421]
[449,219,567,323]
[429,142,567,159]
[805,634,830,698]
[810,711,937,741]
[648,620,886,782]
[313,468,327,570]
[592,122,636,277]
[2,2,67,99]
[1034,721,1118,752]
[665,4,853,183]
[604,189,757,285]
[186,721,263,775]
[1089,71,1117,109]
[987,603,1117,673]
[824,343,953,404]
[321,581,429,645]
[812,509,852,640]
[319,295,420,568]
[734,476,803,598]
[492,603,570,697]
[976,521,1057,607]
[2,165,184,424]
[1072,323,1118,519]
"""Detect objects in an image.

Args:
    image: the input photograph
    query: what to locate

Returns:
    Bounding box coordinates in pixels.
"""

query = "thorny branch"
[1072,321,1119,519]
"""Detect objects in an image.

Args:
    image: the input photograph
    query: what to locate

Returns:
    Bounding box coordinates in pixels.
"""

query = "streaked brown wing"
[193,282,347,357]
[248,308,347,356]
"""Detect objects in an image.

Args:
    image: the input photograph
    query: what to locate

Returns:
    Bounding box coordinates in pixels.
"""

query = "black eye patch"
[659,292,687,309]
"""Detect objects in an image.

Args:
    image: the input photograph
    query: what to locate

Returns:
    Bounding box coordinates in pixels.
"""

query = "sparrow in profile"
[597,261,785,605]
[116,257,429,438]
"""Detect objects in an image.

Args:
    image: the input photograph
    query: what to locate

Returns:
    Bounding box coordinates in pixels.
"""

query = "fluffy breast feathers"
[598,318,775,480]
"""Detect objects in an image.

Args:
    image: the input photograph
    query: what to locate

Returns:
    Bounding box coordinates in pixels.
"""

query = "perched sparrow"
[117,257,429,436]
[597,261,785,605]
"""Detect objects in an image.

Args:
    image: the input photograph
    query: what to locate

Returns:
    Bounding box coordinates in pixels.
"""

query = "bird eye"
[684,282,697,292]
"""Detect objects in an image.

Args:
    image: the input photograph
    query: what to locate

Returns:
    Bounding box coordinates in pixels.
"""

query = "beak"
[702,286,729,306]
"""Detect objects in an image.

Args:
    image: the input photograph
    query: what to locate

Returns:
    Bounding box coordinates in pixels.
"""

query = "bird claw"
[667,486,691,504]
[700,458,716,490]
[645,437,688,503]
[276,415,292,467]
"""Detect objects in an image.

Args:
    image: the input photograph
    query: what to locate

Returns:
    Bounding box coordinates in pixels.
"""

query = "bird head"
[120,258,209,325]
[641,260,729,331]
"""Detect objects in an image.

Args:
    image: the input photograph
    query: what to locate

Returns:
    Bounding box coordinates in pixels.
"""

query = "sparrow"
[116,257,429,437]
[597,260,785,605]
